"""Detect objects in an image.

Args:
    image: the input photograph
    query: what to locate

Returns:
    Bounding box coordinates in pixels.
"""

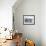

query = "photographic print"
[23,15,35,25]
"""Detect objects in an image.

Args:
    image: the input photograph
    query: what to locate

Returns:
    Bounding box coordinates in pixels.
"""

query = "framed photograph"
[23,15,35,25]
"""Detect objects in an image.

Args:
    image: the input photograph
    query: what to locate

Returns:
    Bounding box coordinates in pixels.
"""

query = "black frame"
[23,15,35,25]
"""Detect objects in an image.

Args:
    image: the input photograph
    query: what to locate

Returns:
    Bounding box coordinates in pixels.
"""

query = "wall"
[41,0,46,46]
[0,0,16,30]
[13,0,41,46]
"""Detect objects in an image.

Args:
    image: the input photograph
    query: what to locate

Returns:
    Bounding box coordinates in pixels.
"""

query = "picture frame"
[23,15,35,25]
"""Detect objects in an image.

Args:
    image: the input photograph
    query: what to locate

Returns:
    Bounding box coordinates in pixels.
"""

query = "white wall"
[41,0,46,46]
[0,0,16,30]
[13,0,41,46]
